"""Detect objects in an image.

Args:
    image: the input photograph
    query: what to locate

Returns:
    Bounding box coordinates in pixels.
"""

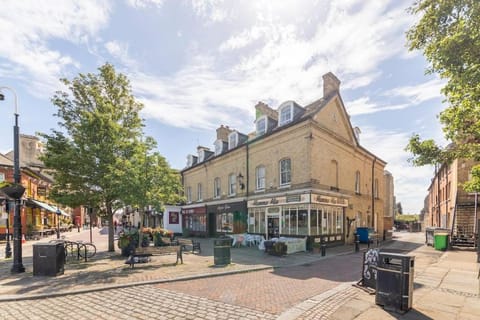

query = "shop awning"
[28,199,70,217]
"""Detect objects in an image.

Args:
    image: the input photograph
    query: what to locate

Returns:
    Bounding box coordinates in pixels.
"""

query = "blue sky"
[0,0,448,214]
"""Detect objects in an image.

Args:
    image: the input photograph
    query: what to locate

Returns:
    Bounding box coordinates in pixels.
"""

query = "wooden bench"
[175,238,201,254]
[125,245,183,269]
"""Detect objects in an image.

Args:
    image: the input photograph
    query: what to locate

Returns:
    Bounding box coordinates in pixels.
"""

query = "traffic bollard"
[321,244,326,256]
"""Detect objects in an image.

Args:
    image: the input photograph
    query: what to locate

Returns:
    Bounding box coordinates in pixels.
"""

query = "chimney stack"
[323,72,341,98]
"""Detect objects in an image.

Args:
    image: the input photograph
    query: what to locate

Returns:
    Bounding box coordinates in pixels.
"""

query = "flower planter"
[0,183,25,199]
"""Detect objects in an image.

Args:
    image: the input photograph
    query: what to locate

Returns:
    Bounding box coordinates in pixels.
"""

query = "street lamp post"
[56,209,61,239]
[5,200,11,258]
[0,86,25,273]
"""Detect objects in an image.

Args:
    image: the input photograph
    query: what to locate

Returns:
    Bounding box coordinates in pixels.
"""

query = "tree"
[121,136,184,243]
[40,63,179,251]
[405,0,480,191]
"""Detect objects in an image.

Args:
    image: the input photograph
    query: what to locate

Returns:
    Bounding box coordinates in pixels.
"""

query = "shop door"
[267,217,279,239]
[208,212,216,237]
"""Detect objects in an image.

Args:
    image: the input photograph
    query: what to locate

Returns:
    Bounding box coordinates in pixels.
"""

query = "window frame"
[279,158,291,186]
[355,171,361,194]
[197,183,203,201]
[214,177,221,199]
[228,173,236,196]
[228,132,238,150]
[214,140,223,156]
[256,115,267,136]
[279,103,293,126]
[256,165,266,190]
[186,186,192,203]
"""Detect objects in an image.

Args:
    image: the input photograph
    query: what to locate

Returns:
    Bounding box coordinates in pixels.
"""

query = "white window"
[198,150,205,162]
[374,178,379,198]
[186,186,192,203]
[214,140,223,156]
[228,173,236,196]
[355,171,361,194]
[280,158,291,186]
[256,166,265,190]
[0,172,4,182]
[186,155,197,167]
[197,183,203,201]
[228,132,238,149]
[214,177,221,198]
[279,103,293,126]
[256,116,267,136]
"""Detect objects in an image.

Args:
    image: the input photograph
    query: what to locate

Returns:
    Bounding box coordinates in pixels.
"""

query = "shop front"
[181,205,207,237]
[207,200,247,237]
[247,192,348,247]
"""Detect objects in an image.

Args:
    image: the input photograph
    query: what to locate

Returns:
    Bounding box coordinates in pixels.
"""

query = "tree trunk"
[106,204,115,252]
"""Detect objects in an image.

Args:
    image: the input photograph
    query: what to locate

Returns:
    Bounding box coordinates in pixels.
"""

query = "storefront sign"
[312,194,348,207]
[169,212,179,224]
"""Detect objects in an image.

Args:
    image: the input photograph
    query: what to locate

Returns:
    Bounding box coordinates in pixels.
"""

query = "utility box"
[376,252,415,314]
[33,242,65,276]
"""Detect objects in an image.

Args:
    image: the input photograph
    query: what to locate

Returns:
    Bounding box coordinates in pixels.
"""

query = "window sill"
[279,184,291,189]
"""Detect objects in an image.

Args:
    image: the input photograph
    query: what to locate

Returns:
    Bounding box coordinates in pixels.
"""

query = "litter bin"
[33,242,65,276]
[376,252,415,313]
[213,237,233,266]
[434,233,449,251]
[425,227,435,246]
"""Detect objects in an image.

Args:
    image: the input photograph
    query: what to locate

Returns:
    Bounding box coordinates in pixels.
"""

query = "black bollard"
[354,234,360,252]
[321,244,326,256]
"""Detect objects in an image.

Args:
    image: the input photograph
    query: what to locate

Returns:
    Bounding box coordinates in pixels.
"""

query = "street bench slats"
[125,245,183,269]
[175,238,201,254]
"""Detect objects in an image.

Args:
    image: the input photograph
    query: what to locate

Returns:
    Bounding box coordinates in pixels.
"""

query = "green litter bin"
[434,233,448,251]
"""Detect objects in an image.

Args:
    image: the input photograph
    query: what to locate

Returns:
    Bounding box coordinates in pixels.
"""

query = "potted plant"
[271,241,287,256]
[118,229,139,256]
[312,241,322,254]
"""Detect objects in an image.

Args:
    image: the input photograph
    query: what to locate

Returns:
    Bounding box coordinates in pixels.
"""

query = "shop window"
[216,212,234,233]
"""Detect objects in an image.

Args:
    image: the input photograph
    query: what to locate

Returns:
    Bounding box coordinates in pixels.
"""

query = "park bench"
[175,238,201,254]
[125,245,183,269]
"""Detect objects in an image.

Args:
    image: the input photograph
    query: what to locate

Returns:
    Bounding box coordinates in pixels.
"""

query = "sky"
[0,0,449,214]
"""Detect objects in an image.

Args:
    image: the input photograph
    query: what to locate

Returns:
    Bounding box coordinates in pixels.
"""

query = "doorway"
[267,216,279,239]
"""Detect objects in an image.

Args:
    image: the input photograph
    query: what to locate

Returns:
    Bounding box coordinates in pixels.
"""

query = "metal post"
[321,243,326,256]
[355,234,360,253]
[11,113,24,273]
[56,209,61,239]
[4,201,11,258]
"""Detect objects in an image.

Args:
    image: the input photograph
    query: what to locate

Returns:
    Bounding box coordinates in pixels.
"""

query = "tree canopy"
[40,63,183,251]
[405,0,480,191]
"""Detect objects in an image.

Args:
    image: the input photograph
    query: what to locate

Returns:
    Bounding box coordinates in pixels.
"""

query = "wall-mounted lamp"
[237,173,245,190]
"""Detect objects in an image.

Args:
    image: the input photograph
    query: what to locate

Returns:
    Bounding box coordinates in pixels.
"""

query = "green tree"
[122,136,184,243]
[40,63,180,251]
[405,0,480,191]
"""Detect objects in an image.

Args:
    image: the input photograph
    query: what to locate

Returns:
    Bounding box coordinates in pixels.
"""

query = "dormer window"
[256,116,267,136]
[279,102,293,126]
[187,154,197,167]
[214,140,223,156]
[228,132,238,150]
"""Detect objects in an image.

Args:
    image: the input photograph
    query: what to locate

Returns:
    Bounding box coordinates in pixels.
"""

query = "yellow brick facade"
[181,72,388,245]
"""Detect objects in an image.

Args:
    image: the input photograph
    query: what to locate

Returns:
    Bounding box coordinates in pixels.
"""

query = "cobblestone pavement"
[0,285,277,320]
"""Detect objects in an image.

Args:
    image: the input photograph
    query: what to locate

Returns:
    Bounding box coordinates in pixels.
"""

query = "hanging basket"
[0,183,25,199]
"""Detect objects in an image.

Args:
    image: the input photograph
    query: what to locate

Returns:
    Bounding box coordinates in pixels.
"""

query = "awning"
[28,199,70,217]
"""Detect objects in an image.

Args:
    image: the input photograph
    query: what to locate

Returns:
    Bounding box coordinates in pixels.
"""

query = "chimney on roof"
[255,101,278,121]
[216,125,233,142]
[323,72,341,98]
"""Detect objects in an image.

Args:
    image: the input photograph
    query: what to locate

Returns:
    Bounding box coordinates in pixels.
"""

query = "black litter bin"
[213,237,233,266]
[33,242,65,276]
[375,252,415,313]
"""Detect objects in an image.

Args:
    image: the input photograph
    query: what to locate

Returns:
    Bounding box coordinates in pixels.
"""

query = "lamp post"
[0,86,25,273]
[56,208,61,239]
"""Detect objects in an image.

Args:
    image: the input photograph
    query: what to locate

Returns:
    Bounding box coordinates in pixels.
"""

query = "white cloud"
[385,79,445,104]
[190,0,228,23]
[359,126,434,214]
[105,41,138,69]
[0,0,111,97]
[126,0,164,9]
[346,97,409,116]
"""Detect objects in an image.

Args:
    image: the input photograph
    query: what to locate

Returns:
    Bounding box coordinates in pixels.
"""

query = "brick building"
[181,72,390,246]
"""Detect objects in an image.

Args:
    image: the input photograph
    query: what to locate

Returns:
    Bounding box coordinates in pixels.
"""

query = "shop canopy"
[28,199,70,217]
